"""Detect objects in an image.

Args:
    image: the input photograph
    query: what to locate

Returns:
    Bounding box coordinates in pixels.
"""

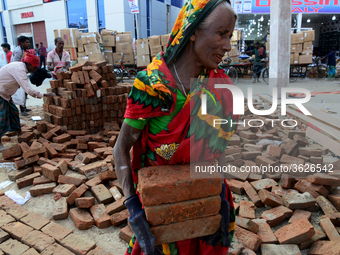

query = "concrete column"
[104,0,125,32]
[3,10,15,47]
[269,0,292,98]
[297,13,302,32]
[0,14,4,44]
[87,0,99,32]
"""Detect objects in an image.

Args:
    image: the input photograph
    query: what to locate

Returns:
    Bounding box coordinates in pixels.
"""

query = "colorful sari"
[124,0,238,254]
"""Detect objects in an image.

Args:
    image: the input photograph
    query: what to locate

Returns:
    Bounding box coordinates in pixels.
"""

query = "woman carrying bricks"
[113,0,238,254]
[0,49,55,151]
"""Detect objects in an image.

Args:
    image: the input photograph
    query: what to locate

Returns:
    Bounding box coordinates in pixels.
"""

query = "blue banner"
[233,0,340,14]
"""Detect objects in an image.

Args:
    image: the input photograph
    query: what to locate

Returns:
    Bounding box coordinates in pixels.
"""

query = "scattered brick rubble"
[1,95,340,254]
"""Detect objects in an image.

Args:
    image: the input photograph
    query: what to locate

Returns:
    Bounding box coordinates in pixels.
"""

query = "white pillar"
[3,11,15,47]
[104,0,126,32]
[269,0,292,98]
[87,0,99,32]
[297,13,302,33]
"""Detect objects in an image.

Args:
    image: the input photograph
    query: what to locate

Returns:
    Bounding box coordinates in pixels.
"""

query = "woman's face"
[191,7,236,70]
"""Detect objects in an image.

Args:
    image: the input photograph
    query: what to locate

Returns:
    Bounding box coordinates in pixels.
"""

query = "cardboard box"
[116,31,131,34]
[115,34,132,44]
[102,35,116,47]
[291,44,302,53]
[104,52,114,65]
[81,33,97,44]
[137,54,151,67]
[291,33,304,44]
[293,53,299,64]
[304,30,315,42]
[78,56,89,63]
[150,45,162,56]
[84,43,101,56]
[53,28,80,48]
[65,48,77,61]
[77,39,84,53]
[160,34,170,46]
[303,42,313,51]
[148,36,161,47]
[116,43,133,53]
[103,47,113,52]
[266,43,270,54]
[89,53,105,62]
[290,54,294,65]
[116,51,134,65]
[230,56,239,63]
[301,51,313,56]
[112,52,123,65]
[267,34,270,43]
[101,29,114,35]
[77,52,87,58]
[299,54,313,64]
[136,38,148,44]
[228,47,238,57]
[136,42,150,55]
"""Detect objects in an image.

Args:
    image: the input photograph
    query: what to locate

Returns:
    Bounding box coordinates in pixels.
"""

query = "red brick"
[16,173,40,189]
[19,142,30,153]
[53,197,68,220]
[69,208,95,230]
[239,131,256,139]
[85,176,102,188]
[109,186,123,201]
[75,197,95,209]
[239,200,255,219]
[266,145,283,158]
[61,233,96,255]
[99,170,117,181]
[40,243,74,255]
[327,194,340,212]
[258,189,283,207]
[282,192,316,210]
[235,216,259,233]
[275,218,314,244]
[15,155,39,169]
[33,176,52,186]
[22,248,39,255]
[66,184,88,205]
[261,205,293,226]
[41,221,73,243]
[234,225,262,251]
[243,181,264,207]
[109,136,116,147]
[250,179,278,191]
[320,217,340,241]
[139,165,222,206]
[0,211,15,227]
[8,167,33,181]
[106,199,126,215]
[77,143,88,150]
[55,160,68,175]
[261,244,301,255]
[226,179,244,195]
[280,174,295,189]
[22,230,55,252]
[289,209,312,224]
[78,161,109,177]
[18,132,34,143]
[2,145,21,160]
[298,228,326,250]
[280,154,305,165]
[67,130,87,136]
[20,212,50,230]
[91,184,113,204]
[41,163,60,182]
[29,183,56,197]
[87,247,113,255]
[310,156,323,164]
[0,239,30,254]
[2,221,34,240]
[110,209,129,226]
[22,146,46,159]
[90,204,111,228]
[288,130,306,139]
[308,241,340,255]
[242,151,262,160]
[52,184,76,196]
[74,153,91,164]
[119,225,134,243]
[308,173,340,186]
[252,219,278,244]
[145,196,220,226]
[37,157,58,166]
[43,142,58,158]
[316,196,338,215]
[0,228,9,243]
[58,172,87,186]
[294,181,320,198]
[299,147,322,157]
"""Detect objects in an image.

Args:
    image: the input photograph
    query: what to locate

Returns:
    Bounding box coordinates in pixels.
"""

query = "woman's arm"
[113,122,143,198]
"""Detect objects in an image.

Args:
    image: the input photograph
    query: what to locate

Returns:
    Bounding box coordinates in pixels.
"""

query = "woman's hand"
[44,92,56,97]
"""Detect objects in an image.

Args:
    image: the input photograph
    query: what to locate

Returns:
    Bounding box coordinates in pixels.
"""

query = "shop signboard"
[233,0,340,14]
[129,0,139,14]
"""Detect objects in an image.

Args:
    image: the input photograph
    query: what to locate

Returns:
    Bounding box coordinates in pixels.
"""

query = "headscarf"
[22,49,40,68]
[140,0,232,113]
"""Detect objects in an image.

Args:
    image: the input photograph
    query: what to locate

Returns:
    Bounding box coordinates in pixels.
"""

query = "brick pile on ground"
[223,107,340,254]
[0,194,113,255]
[43,60,131,133]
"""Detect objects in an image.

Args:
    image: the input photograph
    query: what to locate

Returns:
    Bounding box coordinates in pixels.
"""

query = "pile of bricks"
[0,194,112,254]
[221,108,340,254]
[138,164,223,245]
[43,60,131,133]
[1,122,136,238]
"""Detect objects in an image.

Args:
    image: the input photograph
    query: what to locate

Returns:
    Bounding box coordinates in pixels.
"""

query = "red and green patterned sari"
[123,0,238,254]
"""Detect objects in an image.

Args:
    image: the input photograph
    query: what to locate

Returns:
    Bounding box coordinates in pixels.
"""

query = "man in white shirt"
[0,49,55,151]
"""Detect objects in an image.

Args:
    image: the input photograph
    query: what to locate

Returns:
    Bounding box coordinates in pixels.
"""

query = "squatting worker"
[0,49,55,151]
[47,37,70,79]
[113,0,238,254]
